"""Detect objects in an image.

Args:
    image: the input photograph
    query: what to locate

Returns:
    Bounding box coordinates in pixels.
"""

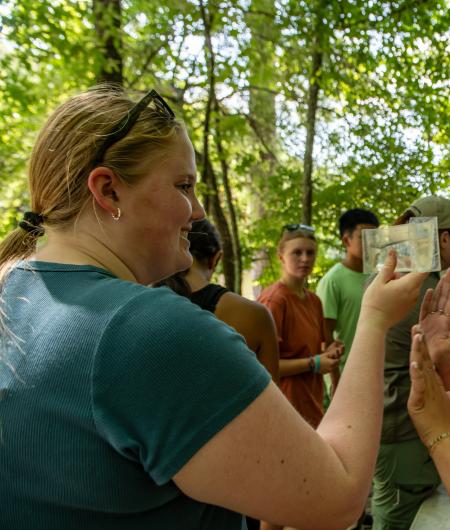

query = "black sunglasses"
[92,89,175,167]
[283,223,315,233]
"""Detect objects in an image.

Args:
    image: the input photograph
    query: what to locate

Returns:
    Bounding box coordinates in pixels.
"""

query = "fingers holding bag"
[361,250,428,331]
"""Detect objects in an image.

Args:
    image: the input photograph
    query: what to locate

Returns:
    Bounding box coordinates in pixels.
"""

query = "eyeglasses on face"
[92,89,175,167]
[283,223,315,233]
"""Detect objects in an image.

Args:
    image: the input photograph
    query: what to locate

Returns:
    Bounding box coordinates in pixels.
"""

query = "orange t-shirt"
[258,281,325,428]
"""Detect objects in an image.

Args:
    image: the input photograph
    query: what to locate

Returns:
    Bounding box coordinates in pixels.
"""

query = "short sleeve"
[257,293,286,343]
[316,271,339,320]
[91,287,271,485]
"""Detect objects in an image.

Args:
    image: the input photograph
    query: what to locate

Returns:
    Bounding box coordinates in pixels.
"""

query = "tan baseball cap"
[409,195,450,229]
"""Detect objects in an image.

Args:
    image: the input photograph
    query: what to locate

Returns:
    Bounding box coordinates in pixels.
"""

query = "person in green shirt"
[317,208,379,391]
[0,85,428,530]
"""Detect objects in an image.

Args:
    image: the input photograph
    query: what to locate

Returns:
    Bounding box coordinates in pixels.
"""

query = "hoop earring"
[112,208,121,221]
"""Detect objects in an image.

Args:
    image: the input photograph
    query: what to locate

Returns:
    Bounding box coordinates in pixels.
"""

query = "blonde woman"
[0,86,427,530]
[258,225,343,428]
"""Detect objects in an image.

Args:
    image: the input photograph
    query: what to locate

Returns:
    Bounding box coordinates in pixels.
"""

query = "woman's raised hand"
[417,268,450,374]
[360,250,428,331]
[407,328,450,451]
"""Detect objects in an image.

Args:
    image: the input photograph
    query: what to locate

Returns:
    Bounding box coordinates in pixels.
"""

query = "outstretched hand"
[407,327,450,450]
[418,268,450,375]
[361,250,428,331]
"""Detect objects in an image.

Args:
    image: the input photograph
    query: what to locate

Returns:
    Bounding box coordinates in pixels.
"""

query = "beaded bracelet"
[314,354,321,374]
[428,431,450,454]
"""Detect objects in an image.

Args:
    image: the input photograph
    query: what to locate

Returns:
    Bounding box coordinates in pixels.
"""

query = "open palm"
[419,269,450,368]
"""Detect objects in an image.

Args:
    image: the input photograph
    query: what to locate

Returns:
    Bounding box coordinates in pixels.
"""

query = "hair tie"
[19,211,45,237]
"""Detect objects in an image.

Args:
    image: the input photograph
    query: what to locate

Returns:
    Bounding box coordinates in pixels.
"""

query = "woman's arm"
[173,252,427,530]
[279,347,341,377]
[215,293,280,383]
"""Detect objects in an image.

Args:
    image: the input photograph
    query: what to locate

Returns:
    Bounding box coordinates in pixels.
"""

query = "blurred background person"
[317,208,379,393]
[258,224,343,429]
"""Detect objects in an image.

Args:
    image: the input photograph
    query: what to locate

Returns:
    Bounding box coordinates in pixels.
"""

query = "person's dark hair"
[394,210,415,226]
[188,219,222,264]
[154,273,192,298]
[339,209,379,237]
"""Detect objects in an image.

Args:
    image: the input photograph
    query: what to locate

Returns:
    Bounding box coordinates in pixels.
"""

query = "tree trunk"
[92,0,123,85]
[199,0,237,291]
[203,156,237,292]
[302,43,322,226]
[214,113,242,293]
[247,0,277,297]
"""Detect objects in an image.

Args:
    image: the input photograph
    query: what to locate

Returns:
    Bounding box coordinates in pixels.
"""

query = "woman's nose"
[191,193,205,221]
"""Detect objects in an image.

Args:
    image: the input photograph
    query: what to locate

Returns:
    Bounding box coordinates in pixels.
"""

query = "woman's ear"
[87,167,121,217]
[210,250,223,272]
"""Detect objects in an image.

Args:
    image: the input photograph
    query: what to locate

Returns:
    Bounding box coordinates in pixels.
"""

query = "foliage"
[0,0,449,291]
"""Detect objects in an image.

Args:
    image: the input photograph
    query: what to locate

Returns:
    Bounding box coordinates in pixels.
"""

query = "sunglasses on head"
[92,89,175,167]
[283,223,315,233]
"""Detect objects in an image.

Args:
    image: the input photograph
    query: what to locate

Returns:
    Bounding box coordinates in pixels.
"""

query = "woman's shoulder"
[217,291,273,324]
[258,281,288,304]
[190,283,229,313]
[306,290,324,311]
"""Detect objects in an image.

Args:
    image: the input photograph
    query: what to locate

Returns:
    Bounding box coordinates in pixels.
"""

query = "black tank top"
[190,283,229,313]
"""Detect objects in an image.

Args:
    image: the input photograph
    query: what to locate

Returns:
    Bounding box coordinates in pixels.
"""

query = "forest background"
[1,0,449,296]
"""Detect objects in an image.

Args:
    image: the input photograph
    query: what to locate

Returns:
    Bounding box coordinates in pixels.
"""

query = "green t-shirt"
[0,261,270,529]
[316,262,368,368]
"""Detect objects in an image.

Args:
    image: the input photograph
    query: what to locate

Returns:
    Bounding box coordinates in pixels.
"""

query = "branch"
[128,42,165,88]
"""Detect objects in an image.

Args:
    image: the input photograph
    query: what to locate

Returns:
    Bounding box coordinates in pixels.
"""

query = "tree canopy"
[1,0,449,291]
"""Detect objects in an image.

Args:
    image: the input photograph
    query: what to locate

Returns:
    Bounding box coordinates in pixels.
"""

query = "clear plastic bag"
[362,217,440,273]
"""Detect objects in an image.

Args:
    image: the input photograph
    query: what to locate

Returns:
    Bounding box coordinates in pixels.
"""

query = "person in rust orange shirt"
[258,224,344,428]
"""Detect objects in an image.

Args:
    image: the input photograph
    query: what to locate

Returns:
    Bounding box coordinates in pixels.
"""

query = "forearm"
[317,314,385,496]
[323,318,336,346]
[279,358,311,377]
[330,367,340,392]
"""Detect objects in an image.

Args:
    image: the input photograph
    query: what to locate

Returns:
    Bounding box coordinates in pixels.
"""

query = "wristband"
[308,357,315,372]
[314,354,321,374]
[428,431,450,454]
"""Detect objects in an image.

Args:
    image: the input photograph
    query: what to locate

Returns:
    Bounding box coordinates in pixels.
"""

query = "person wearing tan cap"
[372,195,450,530]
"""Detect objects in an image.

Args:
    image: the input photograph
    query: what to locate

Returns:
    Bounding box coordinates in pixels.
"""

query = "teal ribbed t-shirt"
[0,262,270,529]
